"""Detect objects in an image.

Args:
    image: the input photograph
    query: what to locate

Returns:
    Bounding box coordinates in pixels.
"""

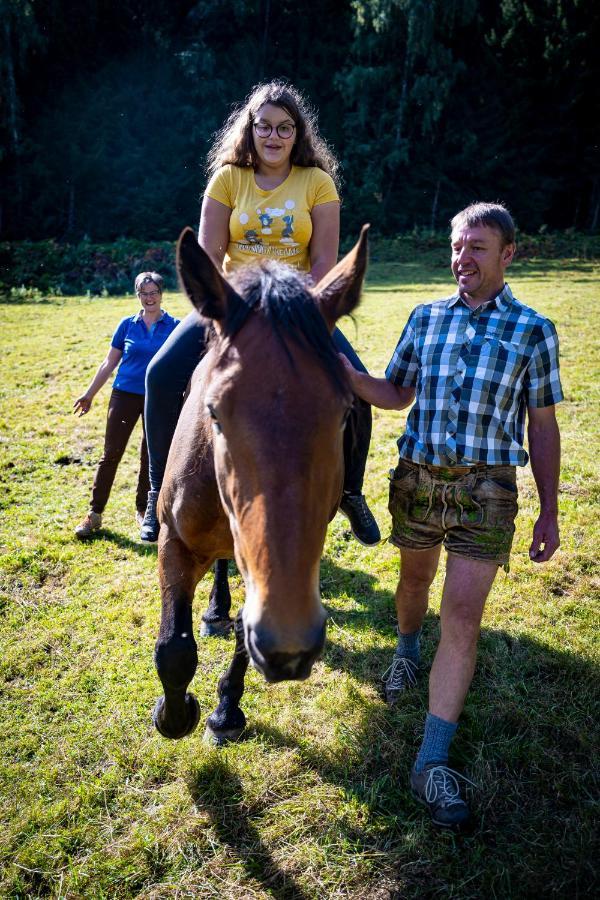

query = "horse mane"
[212,261,349,396]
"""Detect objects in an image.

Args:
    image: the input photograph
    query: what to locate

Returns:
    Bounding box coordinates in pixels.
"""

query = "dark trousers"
[145,311,372,495]
[332,326,372,495]
[91,388,149,515]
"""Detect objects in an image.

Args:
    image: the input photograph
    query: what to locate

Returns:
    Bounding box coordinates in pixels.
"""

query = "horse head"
[175,227,369,683]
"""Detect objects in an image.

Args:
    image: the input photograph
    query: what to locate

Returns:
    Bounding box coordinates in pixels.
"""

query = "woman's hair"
[206,81,340,190]
[135,272,163,293]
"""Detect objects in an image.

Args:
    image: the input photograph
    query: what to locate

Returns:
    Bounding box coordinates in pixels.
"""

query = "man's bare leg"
[395,544,442,630]
[429,553,499,722]
[383,545,442,704]
[410,553,500,829]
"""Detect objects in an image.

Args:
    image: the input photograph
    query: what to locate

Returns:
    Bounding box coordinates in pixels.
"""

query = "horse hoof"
[203,722,245,746]
[152,693,201,740]
[200,618,234,638]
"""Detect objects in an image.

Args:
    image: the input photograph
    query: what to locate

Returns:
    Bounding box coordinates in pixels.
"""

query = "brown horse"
[152,226,368,743]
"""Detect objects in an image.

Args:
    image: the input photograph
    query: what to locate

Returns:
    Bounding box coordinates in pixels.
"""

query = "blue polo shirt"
[111,310,180,395]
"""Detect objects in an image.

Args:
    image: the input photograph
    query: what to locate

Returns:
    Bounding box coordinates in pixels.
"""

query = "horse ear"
[314,224,369,331]
[176,227,239,321]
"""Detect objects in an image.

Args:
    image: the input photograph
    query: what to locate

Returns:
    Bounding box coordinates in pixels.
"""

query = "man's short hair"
[135,271,164,293]
[450,202,516,247]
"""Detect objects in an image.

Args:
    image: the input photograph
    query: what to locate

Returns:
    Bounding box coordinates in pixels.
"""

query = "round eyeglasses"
[253,121,296,140]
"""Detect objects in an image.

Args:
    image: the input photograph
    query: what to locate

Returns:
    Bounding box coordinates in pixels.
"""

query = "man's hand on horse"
[338,352,359,386]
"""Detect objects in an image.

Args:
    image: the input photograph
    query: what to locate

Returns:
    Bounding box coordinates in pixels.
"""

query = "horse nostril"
[245,620,327,682]
[262,650,314,682]
[247,625,269,669]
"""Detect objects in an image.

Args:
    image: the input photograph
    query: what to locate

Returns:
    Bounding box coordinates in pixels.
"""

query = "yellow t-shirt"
[204,164,339,273]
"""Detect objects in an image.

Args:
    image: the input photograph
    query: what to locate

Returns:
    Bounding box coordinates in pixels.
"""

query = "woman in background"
[74,272,179,538]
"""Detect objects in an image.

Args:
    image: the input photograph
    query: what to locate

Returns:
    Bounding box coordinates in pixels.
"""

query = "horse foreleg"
[153,533,204,739]
[204,611,248,745]
[200,558,234,637]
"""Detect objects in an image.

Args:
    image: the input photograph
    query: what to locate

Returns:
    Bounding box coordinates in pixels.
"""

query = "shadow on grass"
[510,259,599,276]
[319,556,445,687]
[188,756,310,900]
[79,527,158,557]
[321,555,396,621]
[190,552,598,895]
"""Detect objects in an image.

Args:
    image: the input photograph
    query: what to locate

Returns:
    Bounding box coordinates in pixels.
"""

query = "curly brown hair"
[206,81,340,191]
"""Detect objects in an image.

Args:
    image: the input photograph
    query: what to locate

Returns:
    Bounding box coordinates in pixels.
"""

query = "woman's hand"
[74,394,92,416]
[74,347,122,416]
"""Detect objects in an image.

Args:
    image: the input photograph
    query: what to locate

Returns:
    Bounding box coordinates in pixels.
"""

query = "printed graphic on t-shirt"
[238,199,299,257]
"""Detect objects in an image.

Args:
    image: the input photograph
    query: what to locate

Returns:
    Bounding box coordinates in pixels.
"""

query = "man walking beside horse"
[342,201,563,829]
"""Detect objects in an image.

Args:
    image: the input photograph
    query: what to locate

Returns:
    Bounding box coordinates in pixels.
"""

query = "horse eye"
[206,403,222,434]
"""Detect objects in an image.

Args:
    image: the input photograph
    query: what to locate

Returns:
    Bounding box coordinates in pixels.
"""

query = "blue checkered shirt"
[385,283,563,467]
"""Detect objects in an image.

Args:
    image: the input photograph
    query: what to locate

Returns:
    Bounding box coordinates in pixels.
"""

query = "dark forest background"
[2,0,599,243]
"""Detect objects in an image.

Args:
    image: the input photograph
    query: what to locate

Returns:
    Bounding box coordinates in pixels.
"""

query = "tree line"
[1,0,598,243]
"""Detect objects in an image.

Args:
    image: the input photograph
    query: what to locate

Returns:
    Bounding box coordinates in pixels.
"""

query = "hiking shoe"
[339,492,381,546]
[381,654,418,705]
[140,490,160,543]
[410,762,475,830]
[75,511,102,539]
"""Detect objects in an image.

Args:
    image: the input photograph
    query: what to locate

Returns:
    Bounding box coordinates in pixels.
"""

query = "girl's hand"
[74,394,92,416]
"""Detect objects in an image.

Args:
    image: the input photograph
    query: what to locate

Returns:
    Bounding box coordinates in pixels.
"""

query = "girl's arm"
[309,201,340,283]
[199,196,232,271]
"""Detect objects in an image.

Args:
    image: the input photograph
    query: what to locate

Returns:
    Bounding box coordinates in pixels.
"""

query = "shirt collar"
[133,309,166,323]
[447,282,513,312]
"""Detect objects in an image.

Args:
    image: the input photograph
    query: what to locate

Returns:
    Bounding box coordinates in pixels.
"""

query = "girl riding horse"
[142,83,380,610]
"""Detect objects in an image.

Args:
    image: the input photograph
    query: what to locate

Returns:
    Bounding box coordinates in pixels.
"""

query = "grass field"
[1,259,598,898]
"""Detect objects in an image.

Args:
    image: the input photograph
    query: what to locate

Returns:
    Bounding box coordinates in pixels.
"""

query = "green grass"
[1,260,598,898]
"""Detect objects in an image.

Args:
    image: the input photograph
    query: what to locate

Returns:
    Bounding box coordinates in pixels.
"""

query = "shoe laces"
[423,765,476,808]
[144,492,158,519]
[381,655,418,690]
[348,493,373,526]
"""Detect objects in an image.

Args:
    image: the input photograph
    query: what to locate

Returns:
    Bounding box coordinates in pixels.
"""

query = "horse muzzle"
[244,618,327,683]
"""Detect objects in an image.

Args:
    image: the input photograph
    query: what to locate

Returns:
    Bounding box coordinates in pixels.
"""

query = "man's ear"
[502,242,516,267]
[313,225,369,332]
[176,227,241,321]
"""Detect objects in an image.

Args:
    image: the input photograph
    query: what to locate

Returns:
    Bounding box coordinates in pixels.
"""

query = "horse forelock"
[220,261,348,395]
